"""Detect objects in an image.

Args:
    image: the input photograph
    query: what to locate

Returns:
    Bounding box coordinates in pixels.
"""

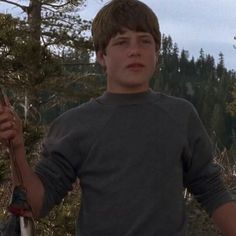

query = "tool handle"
[0,87,7,106]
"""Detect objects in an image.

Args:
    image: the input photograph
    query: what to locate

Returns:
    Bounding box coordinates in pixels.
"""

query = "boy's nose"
[128,43,141,57]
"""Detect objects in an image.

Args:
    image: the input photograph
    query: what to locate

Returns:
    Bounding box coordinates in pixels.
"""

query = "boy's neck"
[106,86,150,94]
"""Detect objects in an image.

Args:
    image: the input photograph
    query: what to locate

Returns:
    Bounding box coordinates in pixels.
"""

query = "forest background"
[0,0,236,235]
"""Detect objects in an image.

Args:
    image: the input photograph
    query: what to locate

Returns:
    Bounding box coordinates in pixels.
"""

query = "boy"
[0,0,236,235]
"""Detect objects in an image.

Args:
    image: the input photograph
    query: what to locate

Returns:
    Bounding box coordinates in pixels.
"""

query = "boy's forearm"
[0,99,45,218]
[212,201,236,236]
[12,145,44,219]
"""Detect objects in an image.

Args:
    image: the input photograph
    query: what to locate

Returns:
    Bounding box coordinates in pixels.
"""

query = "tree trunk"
[28,0,42,86]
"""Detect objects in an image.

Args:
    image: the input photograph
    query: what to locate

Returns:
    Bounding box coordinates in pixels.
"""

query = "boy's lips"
[126,63,145,69]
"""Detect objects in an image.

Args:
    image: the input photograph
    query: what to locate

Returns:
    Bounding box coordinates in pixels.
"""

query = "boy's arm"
[0,104,44,219]
[212,201,236,236]
[13,144,45,218]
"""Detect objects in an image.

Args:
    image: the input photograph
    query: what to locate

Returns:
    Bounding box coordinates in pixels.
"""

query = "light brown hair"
[92,0,161,53]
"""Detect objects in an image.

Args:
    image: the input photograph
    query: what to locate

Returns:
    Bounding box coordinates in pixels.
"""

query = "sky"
[1,0,235,70]
[80,0,236,71]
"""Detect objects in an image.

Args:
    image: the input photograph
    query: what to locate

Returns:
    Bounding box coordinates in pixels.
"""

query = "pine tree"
[0,1,101,234]
[0,0,93,108]
[0,1,106,127]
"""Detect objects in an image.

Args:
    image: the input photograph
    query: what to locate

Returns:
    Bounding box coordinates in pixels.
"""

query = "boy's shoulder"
[50,97,114,130]
[154,92,196,112]
[152,92,199,125]
[46,98,108,138]
[54,98,101,121]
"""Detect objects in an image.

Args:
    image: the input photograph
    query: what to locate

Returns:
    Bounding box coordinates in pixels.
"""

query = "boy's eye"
[141,38,152,44]
[114,40,126,45]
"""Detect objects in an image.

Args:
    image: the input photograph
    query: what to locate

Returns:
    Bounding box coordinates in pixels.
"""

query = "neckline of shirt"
[96,88,159,105]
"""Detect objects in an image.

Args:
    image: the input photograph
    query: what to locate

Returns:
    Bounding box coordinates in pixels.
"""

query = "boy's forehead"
[112,28,153,38]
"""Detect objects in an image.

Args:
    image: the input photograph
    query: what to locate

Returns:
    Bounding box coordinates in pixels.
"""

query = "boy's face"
[96,28,158,93]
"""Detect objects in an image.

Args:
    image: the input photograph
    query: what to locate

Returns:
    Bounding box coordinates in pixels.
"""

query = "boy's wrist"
[11,137,25,152]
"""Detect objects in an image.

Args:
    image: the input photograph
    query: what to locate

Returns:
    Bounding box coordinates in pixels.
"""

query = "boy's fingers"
[0,120,15,131]
[0,109,18,132]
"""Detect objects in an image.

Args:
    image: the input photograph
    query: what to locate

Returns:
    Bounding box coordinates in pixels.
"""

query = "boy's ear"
[96,50,106,67]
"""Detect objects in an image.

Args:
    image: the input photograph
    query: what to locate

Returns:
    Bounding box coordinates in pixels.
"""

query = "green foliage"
[227,84,236,117]
[186,197,221,236]
[0,158,7,184]
[35,183,81,235]
[153,35,236,148]
[186,148,236,235]
[0,0,93,92]
[0,1,101,234]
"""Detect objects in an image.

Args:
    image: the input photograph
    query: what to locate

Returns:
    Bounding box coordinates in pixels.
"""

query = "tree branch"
[41,6,56,13]
[0,0,28,12]
[43,2,71,9]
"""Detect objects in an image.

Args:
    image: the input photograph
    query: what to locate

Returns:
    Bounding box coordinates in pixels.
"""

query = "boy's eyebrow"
[112,36,129,41]
[113,33,153,40]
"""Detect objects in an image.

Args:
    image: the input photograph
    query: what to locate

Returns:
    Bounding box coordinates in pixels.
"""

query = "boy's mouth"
[126,63,145,69]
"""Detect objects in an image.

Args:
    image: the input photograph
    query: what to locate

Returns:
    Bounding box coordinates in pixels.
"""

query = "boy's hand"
[0,104,24,150]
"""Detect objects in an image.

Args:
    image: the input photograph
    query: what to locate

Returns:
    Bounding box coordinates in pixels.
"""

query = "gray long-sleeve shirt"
[35,89,234,235]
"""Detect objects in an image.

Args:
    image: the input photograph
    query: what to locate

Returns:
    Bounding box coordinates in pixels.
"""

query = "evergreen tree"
[156,35,236,148]
[0,1,101,234]
[0,0,107,127]
[0,0,93,110]
[217,52,226,79]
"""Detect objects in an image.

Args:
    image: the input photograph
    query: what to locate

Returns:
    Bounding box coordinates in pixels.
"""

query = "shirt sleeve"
[34,119,79,218]
[182,105,235,216]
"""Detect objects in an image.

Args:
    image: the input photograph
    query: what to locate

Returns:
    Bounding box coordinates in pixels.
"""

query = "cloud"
[144,0,236,70]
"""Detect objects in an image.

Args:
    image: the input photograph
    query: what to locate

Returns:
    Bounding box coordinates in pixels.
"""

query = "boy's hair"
[92,0,161,53]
